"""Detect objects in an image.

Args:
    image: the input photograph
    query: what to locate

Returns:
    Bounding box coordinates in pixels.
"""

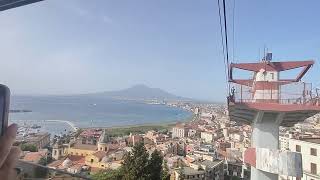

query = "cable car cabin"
[227,59,320,127]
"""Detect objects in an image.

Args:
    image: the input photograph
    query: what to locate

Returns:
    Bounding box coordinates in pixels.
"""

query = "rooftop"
[174,123,186,129]
[72,143,97,151]
[47,155,85,169]
[67,155,86,164]
[48,159,64,168]
[299,138,320,144]
[196,160,223,168]
[22,150,47,163]
[80,129,103,138]
[179,167,205,176]
[92,151,107,159]
[16,132,50,142]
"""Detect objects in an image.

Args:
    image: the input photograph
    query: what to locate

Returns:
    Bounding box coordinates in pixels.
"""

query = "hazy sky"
[0,0,319,101]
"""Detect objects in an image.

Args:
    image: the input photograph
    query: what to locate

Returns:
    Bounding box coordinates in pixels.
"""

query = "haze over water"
[9,96,192,135]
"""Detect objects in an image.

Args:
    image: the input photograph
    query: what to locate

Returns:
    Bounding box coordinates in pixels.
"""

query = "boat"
[31,124,41,129]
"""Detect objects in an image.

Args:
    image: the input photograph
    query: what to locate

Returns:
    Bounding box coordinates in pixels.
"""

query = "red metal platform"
[227,60,320,127]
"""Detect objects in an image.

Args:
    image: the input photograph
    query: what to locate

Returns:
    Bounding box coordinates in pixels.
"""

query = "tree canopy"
[92,143,167,180]
[21,143,38,152]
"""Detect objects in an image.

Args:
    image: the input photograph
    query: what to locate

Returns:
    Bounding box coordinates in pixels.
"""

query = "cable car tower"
[227,54,320,180]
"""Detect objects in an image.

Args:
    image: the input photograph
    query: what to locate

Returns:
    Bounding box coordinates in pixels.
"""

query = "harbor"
[11,119,75,137]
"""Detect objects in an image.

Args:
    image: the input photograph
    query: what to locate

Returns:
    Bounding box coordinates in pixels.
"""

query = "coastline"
[79,100,196,130]
[10,100,196,136]
[81,112,196,136]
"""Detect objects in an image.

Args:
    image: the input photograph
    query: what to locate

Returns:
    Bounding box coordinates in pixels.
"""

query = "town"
[14,101,320,180]
[1,0,320,180]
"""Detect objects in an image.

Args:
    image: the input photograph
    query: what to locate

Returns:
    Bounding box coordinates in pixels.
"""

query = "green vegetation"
[121,142,149,179]
[92,143,166,180]
[52,133,72,145]
[82,110,196,137]
[34,156,49,178]
[38,156,47,165]
[92,169,123,180]
[105,124,174,137]
[148,150,164,180]
[20,143,38,152]
[44,155,53,164]
[224,175,241,180]
[231,176,241,180]
[161,160,170,180]
[90,113,196,179]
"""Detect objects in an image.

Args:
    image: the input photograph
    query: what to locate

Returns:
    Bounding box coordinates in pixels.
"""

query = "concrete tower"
[223,128,229,139]
[97,129,109,152]
[228,56,320,180]
[52,140,64,160]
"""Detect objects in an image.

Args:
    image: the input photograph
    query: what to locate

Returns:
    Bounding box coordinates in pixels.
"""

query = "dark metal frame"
[0,0,44,11]
[229,60,314,86]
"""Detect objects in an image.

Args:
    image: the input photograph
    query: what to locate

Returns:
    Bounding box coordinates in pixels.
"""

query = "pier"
[44,120,78,132]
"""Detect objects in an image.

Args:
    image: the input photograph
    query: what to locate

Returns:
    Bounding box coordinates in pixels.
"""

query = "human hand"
[0,124,21,180]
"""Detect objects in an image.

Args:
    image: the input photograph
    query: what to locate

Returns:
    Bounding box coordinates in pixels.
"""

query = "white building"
[200,132,214,143]
[230,133,243,142]
[200,112,213,119]
[223,128,229,139]
[286,138,320,180]
[172,126,188,138]
[194,107,200,115]
[279,136,290,152]
[172,160,224,180]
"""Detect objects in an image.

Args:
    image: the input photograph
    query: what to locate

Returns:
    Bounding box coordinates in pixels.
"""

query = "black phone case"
[0,84,10,136]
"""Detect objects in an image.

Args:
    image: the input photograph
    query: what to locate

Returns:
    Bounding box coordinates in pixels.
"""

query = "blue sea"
[9,96,192,135]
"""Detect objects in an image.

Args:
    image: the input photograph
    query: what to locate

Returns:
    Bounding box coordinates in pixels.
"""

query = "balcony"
[227,82,320,127]
[228,82,319,106]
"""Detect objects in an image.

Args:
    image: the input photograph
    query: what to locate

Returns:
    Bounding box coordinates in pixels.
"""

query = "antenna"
[263,45,266,61]
[261,46,265,62]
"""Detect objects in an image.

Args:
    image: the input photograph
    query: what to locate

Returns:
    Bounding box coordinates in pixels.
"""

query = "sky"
[0,0,319,101]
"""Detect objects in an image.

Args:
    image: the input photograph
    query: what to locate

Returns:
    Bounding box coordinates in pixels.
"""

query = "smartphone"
[0,84,10,136]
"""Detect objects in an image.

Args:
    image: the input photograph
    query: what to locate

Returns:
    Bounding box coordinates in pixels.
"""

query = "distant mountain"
[85,84,189,101]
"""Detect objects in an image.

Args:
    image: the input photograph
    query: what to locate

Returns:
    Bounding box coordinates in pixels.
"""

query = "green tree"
[92,169,123,180]
[161,160,170,180]
[38,156,52,166]
[177,167,185,179]
[92,143,166,180]
[122,143,149,180]
[231,176,241,180]
[38,156,47,165]
[34,156,48,178]
[147,150,163,180]
[21,143,38,152]
[34,166,48,178]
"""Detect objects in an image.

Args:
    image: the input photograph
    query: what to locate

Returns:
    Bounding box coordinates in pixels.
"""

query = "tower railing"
[228,82,320,106]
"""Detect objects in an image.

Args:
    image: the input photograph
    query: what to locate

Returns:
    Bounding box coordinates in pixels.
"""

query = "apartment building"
[287,138,320,180]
